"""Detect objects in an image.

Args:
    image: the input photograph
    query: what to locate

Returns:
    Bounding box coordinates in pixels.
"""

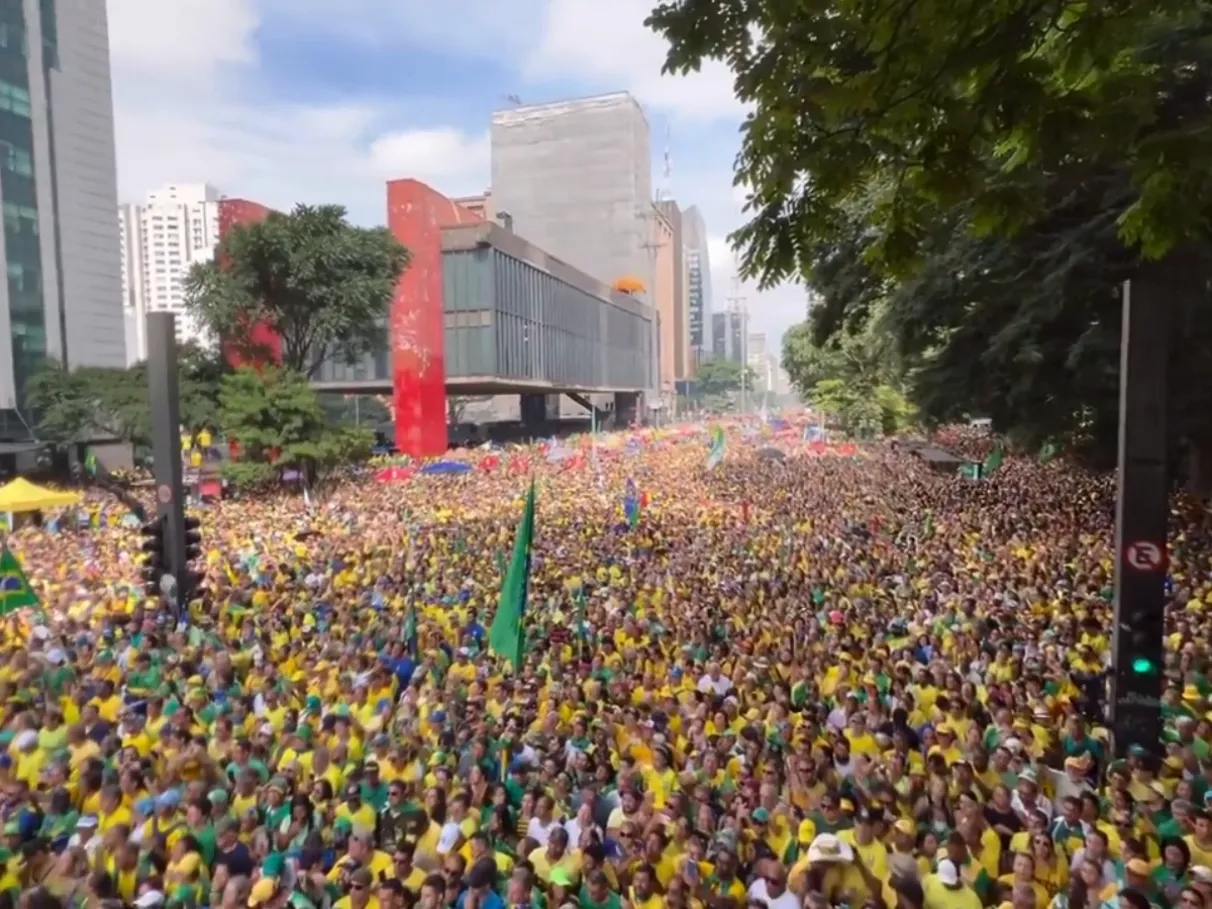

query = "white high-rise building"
[120,183,223,364]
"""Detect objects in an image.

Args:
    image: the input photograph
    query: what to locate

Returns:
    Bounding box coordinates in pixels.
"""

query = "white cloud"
[108,0,490,224]
[369,130,491,186]
[527,0,745,123]
[107,0,802,342]
[107,0,257,74]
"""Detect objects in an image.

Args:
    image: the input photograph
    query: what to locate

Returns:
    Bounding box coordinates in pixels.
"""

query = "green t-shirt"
[579,890,622,909]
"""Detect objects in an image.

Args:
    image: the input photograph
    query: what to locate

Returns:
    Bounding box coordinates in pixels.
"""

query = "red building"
[217,199,282,368]
[386,180,483,458]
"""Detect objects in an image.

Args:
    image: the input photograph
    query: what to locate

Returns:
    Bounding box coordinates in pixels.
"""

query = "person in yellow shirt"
[99,784,133,835]
[924,858,983,909]
[838,806,890,896]
[628,863,664,909]
[334,866,381,909]
[329,827,396,883]
[529,827,582,886]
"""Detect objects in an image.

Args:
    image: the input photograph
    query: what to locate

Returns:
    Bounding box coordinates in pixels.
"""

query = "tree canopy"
[25,344,226,448]
[219,366,373,487]
[185,204,410,378]
[782,319,915,437]
[648,0,1212,474]
[695,357,758,398]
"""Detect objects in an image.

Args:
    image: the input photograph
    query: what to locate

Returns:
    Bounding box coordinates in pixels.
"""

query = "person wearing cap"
[925,858,982,909]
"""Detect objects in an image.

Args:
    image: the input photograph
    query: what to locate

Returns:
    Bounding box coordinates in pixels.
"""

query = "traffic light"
[139,516,166,596]
[1112,565,1166,756]
[1131,656,1158,675]
[180,515,205,603]
[182,516,202,563]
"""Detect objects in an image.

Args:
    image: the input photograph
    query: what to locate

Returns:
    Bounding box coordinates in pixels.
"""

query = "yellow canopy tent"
[0,477,81,512]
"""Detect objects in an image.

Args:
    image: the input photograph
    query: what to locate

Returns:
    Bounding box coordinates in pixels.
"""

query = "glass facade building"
[0,0,46,406]
[0,0,124,433]
[318,232,654,393]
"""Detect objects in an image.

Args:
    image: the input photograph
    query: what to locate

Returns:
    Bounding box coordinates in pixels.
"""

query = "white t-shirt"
[747,879,799,909]
[527,816,558,846]
[697,674,732,696]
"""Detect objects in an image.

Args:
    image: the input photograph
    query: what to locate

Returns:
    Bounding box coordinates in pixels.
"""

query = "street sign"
[156,484,172,505]
[1125,540,1165,572]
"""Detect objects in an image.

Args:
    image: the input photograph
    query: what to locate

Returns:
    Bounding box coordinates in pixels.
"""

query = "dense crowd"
[0,424,1210,909]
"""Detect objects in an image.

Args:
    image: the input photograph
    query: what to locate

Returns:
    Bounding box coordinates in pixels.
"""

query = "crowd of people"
[0,422,1209,909]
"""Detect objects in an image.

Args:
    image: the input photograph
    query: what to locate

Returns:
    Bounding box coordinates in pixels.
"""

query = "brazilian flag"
[0,544,39,613]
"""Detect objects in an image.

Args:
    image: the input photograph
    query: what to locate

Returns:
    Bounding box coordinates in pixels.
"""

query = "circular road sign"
[156,484,172,505]
[1125,540,1165,572]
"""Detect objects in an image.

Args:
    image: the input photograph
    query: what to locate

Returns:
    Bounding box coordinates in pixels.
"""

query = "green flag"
[0,544,39,614]
[83,448,98,478]
[983,444,1004,475]
[402,607,418,654]
[1037,441,1058,464]
[489,480,536,670]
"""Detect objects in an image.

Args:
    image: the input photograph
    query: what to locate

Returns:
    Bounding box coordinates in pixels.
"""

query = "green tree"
[219,366,374,486]
[647,0,1210,278]
[696,357,758,398]
[26,360,149,445]
[185,204,410,378]
[809,378,850,423]
[781,323,844,397]
[177,343,229,435]
[25,349,228,449]
[648,0,1212,474]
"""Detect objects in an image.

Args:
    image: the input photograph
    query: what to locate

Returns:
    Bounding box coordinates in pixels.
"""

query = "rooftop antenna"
[656,124,673,202]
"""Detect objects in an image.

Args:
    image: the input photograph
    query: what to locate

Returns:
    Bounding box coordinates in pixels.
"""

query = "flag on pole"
[83,448,98,478]
[402,606,418,655]
[983,444,1004,475]
[623,478,640,529]
[489,480,537,670]
[1037,441,1058,464]
[706,426,726,470]
[0,544,39,614]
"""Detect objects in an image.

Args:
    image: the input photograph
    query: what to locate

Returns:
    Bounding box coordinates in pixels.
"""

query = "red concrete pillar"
[386,180,482,458]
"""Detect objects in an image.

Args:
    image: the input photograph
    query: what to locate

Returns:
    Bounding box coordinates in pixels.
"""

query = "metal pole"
[146,312,188,622]
[1110,277,1170,758]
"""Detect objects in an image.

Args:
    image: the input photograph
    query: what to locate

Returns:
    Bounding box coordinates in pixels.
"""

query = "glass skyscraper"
[0,0,123,434]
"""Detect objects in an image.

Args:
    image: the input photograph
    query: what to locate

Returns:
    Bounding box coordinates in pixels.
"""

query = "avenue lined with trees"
[649,0,1212,484]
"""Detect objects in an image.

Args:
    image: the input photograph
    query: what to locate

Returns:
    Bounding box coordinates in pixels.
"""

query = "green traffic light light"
[1131,657,1156,674]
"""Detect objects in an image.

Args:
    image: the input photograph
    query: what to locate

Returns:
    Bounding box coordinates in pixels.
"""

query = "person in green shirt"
[579,869,621,909]
[127,653,161,699]
[184,798,217,867]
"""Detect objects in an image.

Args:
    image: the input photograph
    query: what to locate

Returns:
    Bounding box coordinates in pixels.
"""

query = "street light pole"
[728,278,747,415]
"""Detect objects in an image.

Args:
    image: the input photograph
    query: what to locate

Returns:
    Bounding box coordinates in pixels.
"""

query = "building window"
[0,80,30,117]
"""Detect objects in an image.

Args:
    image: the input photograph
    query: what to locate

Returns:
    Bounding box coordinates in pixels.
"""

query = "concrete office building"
[682,205,711,373]
[120,183,223,363]
[491,93,658,411]
[650,204,676,400]
[656,199,689,383]
[0,0,125,429]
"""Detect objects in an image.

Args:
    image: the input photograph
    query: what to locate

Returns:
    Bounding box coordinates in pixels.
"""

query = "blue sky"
[106,0,806,347]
